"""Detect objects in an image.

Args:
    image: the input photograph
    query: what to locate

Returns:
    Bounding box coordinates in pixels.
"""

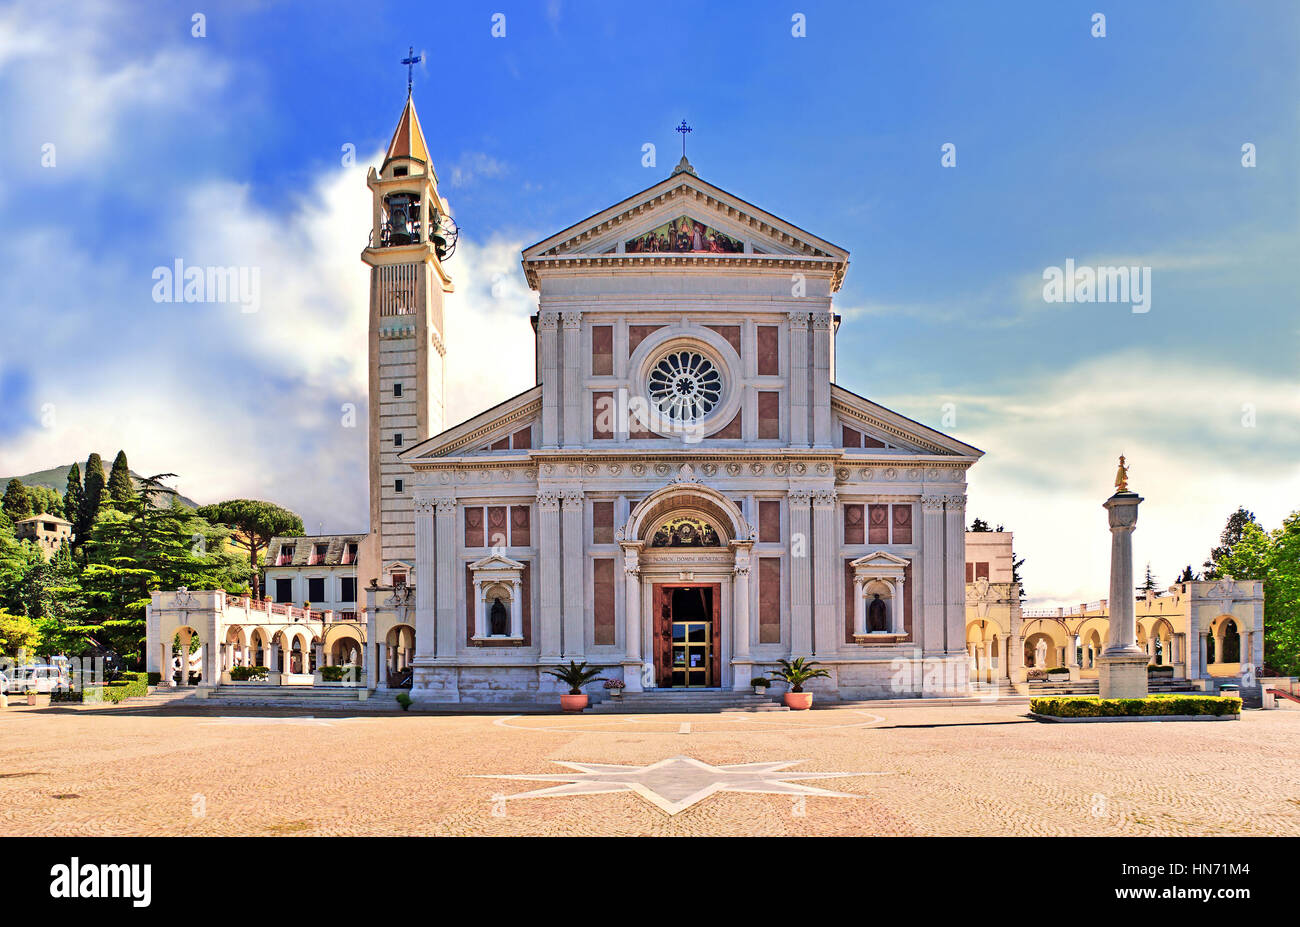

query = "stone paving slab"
[1,702,1296,836]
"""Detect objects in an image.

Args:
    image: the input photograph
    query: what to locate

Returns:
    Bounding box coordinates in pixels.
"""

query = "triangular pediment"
[521,170,849,289]
[831,384,983,459]
[400,386,541,461]
[469,552,526,572]
[851,551,911,569]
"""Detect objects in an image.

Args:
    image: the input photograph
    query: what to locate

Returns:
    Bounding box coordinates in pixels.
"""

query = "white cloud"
[892,353,1300,607]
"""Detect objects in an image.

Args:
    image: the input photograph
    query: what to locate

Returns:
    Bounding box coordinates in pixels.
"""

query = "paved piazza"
[3,702,1298,836]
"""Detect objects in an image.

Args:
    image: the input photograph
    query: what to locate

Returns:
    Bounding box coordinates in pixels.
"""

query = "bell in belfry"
[386,193,415,245]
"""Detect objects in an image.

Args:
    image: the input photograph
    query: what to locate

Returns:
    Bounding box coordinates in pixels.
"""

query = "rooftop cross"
[675,119,693,158]
[401,45,422,97]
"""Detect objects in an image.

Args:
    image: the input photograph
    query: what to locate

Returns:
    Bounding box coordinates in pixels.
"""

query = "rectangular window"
[966,562,974,583]
[310,543,327,565]
[842,424,863,448]
[394,479,404,493]
[593,391,614,440]
[592,501,615,545]
[341,542,357,565]
[868,504,889,544]
[976,562,990,580]
[394,432,403,447]
[307,577,325,602]
[758,557,782,644]
[511,426,532,449]
[591,325,613,376]
[276,545,295,566]
[340,577,357,602]
[759,500,781,543]
[757,391,780,439]
[487,506,508,548]
[892,504,912,544]
[391,571,406,587]
[844,504,865,544]
[511,505,531,546]
[593,558,615,646]
[393,383,402,396]
[274,578,292,603]
[757,324,779,376]
[628,324,663,356]
[464,506,484,547]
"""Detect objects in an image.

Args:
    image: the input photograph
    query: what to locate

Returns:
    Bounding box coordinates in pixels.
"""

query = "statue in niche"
[489,596,509,636]
[1034,638,1048,668]
[867,594,887,632]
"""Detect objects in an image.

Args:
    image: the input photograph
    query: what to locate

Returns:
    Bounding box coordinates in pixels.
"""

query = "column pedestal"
[1097,490,1149,699]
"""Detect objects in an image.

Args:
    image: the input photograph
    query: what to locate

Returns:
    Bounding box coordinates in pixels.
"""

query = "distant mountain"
[1,460,202,510]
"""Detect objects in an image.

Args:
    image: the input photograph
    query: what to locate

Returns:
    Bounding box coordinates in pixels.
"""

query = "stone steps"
[592,690,788,713]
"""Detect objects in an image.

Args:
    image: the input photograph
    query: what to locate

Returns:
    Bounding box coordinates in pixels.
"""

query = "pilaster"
[561,489,585,657]
[561,311,583,446]
[811,488,838,655]
[537,490,562,659]
[788,489,813,655]
[788,312,809,446]
[920,494,946,655]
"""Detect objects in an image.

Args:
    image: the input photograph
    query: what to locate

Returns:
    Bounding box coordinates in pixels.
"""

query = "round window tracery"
[647,350,722,423]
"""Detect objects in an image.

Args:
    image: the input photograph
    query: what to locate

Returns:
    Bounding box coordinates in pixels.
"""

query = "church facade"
[359,99,982,704]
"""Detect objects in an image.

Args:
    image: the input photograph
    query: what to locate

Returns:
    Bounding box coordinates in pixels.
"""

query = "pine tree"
[2,479,32,521]
[107,450,133,508]
[64,463,83,541]
[80,453,107,538]
[1203,507,1259,579]
[1177,565,1197,582]
[969,518,991,532]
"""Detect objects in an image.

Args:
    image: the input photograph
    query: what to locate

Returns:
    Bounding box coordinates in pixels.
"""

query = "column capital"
[433,496,457,516]
[788,489,812,505]
[561,310,583,330]
[921,494,947,513]
[944,494,967,512]
[809,311,833,331]
[536,490,562,510]
[539,311,560,330]
[811,488,837,508]
[786,311,810,329]
[561,489,585,510]
[412,497,436,515]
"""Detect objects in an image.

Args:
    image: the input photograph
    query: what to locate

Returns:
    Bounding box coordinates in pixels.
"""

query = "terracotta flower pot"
[25,693,38,706]
[783,691,813,710]
[560,693,588,712]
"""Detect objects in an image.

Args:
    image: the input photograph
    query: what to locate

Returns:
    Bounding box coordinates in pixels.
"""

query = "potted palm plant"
[546,660,604,712]
[768,657,830,710]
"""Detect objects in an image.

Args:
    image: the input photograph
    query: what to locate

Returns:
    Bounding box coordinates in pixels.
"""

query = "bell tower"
[358,92,458,593]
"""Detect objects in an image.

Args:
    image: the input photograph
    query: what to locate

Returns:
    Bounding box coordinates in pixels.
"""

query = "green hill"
[1,460,202,510]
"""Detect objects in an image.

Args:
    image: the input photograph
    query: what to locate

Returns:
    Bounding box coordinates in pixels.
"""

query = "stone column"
[810,311,833,446]
[731,541,753,690]
[413,499,436,661]
[788,312,809,446]
[537,491,563,660]
[920,495,946,655]
[473,578,485,638]
[894,574,908,634]
[788,490,813,655]
[561,490,585,658]
[1097,488,1149,698]
[433,497,458,660]
[943,494,967,659]
[620,542,644,691]
[853,576,866,635]
[561,311,583,446]
[510,578,523,639]
[811,489,838,656]
[539,312,560,447]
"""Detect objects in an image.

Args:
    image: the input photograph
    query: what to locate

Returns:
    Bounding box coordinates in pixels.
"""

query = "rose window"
[647,350,722,423]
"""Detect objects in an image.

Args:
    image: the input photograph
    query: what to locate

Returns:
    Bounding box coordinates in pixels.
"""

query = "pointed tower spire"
[383,96,431,172]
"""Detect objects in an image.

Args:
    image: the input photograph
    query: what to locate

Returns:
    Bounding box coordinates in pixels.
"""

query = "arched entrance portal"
[621,478,752,692]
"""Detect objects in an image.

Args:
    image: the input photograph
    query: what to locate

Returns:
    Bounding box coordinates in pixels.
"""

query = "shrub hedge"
[229,666,269,682]
[320,666,362,682]
[1031,693,1241,718]
[86,671,150,704]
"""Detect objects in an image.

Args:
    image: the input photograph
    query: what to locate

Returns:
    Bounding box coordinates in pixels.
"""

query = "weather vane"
[401,45,422,97]
[675,119,693,158]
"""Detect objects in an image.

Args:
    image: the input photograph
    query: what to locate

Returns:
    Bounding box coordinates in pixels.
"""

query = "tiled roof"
[265,534,366,568]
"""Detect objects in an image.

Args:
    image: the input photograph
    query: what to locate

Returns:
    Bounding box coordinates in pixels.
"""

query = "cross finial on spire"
[401,45,422,97]
[675,119,693,158]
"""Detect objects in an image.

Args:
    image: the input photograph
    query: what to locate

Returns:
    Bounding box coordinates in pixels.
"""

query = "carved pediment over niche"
[651,516,721,549]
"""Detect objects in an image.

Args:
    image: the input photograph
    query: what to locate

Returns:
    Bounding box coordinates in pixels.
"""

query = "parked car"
[5,666,68,694]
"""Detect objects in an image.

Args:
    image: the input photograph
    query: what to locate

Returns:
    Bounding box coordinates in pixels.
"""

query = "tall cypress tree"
[80,453,107,538]
[107,450,133,508]
[64,463,83,540]
[2,479,32,521]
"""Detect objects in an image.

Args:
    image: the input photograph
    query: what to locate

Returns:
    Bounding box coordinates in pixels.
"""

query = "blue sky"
[1,0,1297,604]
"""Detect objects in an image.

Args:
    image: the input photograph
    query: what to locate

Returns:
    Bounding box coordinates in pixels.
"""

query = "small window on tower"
[394,383,403,397]
[394,479,404,493]
[394,433,403,447]
[393,166,408,177]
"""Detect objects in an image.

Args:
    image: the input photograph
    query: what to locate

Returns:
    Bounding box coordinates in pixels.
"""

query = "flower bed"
[1030,693,1240,719]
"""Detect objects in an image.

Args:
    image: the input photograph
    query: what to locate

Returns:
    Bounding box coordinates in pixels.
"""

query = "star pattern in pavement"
[475,754,888,815]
